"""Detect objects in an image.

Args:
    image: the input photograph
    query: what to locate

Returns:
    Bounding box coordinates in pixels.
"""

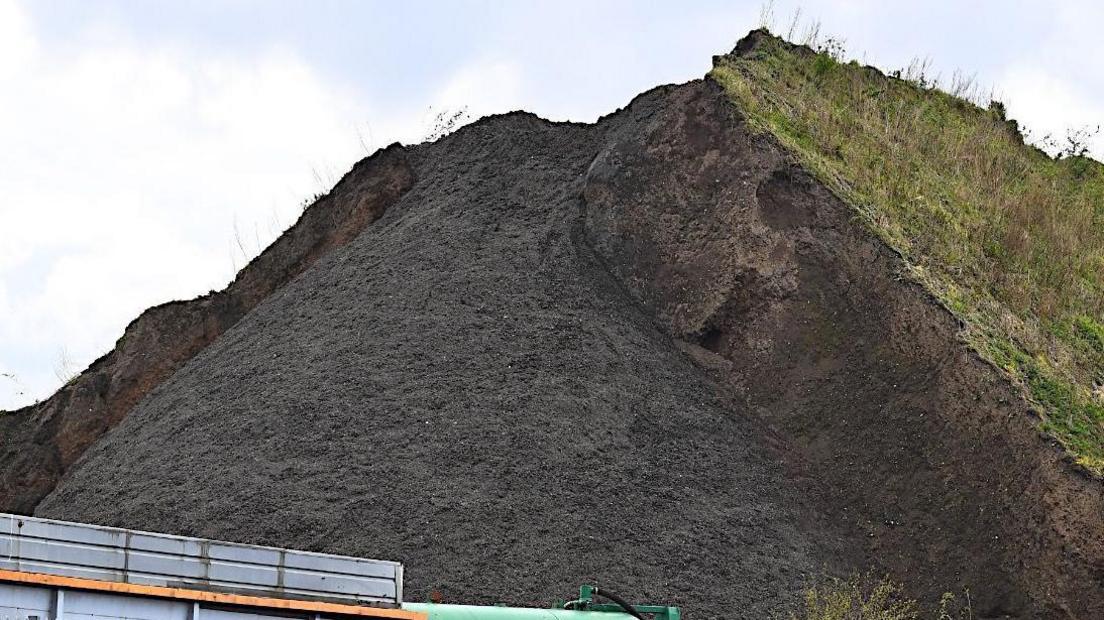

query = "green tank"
[401,585,680,620]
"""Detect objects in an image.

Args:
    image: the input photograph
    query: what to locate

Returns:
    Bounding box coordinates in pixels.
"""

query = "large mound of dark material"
[34,83,834,619]
[17,35,1104,620]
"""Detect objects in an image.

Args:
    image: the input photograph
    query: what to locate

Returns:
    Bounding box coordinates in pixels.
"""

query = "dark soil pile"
[12,35,1104,620]
[32,85,837,619]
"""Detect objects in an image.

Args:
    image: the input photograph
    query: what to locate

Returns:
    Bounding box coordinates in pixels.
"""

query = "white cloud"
[0,0,35,78]
[433,59,525,116]
[0,1,376,409]
[401,59,527,139]
[994,1,1103,158]
[999,67,1103,156]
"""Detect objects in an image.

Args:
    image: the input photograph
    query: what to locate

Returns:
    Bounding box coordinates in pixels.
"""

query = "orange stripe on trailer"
[0,568,427,619]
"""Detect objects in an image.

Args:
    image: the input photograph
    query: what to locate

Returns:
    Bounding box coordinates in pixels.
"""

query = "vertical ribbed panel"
[0,513,401,606]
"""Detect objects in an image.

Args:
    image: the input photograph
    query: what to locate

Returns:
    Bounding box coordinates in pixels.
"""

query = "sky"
[1,0,1102,410]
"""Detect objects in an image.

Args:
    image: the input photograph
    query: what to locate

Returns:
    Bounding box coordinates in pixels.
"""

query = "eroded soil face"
[583,80,1104,619]
[8,77,1103,619]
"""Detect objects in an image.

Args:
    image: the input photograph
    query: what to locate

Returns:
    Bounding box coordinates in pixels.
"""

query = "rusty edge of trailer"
[0,568,427,619]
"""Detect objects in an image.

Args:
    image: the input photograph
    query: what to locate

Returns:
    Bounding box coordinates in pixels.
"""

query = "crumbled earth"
[9,37,1104,620]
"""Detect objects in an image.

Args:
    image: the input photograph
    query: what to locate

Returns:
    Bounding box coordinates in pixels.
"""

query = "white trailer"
[0,513,421,620]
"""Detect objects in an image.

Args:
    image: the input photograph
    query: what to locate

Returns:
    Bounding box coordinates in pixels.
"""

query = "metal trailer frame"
[1,513,420,620]
[0,567,422,619]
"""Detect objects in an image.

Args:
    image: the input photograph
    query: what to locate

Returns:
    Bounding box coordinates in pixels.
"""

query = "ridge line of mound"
[0,144,414,514]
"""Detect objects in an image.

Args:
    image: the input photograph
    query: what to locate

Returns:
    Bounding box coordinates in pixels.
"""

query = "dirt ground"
[13,51,1104,619]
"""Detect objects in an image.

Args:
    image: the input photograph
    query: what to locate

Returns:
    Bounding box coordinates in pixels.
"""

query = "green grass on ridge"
[711,31,1104,471]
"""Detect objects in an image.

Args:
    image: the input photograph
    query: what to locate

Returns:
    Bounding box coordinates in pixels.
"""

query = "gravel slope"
[37,84,832,619]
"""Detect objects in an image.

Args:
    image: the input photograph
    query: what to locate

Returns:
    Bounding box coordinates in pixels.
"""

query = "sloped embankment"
[9,33,1104,620]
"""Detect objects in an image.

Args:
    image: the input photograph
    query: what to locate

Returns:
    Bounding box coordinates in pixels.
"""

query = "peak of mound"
[4,30,1104,620]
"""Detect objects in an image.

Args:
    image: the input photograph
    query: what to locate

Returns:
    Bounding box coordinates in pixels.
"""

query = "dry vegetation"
[790,576,971,620]
[711,30,1104,471]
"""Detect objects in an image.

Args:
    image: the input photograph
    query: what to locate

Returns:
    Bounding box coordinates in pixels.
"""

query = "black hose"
[592,587,646,620]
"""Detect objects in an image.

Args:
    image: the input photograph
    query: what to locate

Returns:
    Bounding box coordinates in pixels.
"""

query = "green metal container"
[401,586,680,620]
[402,602,642,619]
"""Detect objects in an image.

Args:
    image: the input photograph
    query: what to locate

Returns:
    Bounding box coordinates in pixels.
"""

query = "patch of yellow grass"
[791,576,971,620]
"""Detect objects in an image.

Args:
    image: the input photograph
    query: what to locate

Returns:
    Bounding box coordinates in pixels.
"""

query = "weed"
[53,347,78,385]
[423,106,472,143]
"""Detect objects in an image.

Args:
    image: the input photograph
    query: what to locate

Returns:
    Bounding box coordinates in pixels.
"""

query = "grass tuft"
[789,575,972,620]
[711,31,1104,471]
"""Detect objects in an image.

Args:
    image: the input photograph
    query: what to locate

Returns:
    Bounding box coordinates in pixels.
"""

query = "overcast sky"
[1,0,1101,410]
